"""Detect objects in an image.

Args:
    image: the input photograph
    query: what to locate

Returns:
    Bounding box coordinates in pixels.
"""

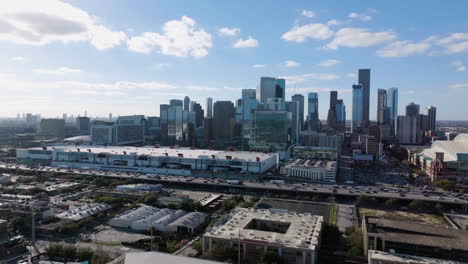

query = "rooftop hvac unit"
[178,153,183,157]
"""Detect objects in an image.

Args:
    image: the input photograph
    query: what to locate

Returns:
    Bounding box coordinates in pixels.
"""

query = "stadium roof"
[421,133,468,162]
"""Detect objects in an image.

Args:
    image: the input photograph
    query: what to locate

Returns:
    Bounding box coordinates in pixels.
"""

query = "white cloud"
[457,66,466,72]
[300,9,315,18]
[317,59,340,67]
[281,23,334,43]
[218,27,240,36]
[430,33,468,54]
[12,56,25,62]
[127,16,212,58]
[185,85,217,91]
[327,19,342,27]
[284,60,301,68]
[445,41,468,54]
[223,86,243,91]
[233,36,259,48]
[253,64,266,68]
[346,73,357,78]
[325,28,396,50]
[279,73,340,85]
[152,63,170,70]
[348,12,372,22]
[436,33,468,45]
[452,61,463,66]
[450,61,466,72]
[33,67,82,75]
[64,90,126,96]
[0,0,126,50]
[376,41,430,57]
[448,83,468,89]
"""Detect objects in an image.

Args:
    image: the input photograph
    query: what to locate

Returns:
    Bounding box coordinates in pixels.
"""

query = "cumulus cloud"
[300,9,315,18]
[281,23,334,43]
[346,73,357,78]
[218,27,240,36]
[327,20,342,27]
[284,60,301,68]
[279,73,340,85]
[430,33,468,54]
[451,61,466,72]
[127,16,212,58]
[348,12,372,22]
[325,28,396,50]
[185,85,217,91]
[376,41,430,57]
[253,64,266,68]
[0,0,126,50]
[233,36,259,48]
[448,83,468,89]
[33,67,82,75]
[317,59,340,67]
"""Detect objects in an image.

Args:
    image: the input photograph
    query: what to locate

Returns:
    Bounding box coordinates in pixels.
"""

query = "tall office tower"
[76,116,90,134]
[426,106,437,131]
[335,99,346,129]
[386,88,398,121]
[84,110,87,117]
[236,89,259,149]
[251,110,289,151]
[327,91,338,129]
[352,84,364,132]
[114,115,146,145]
[206,97,213,118]
[285,100,299,144]
[184,96,190,111]
[307,92,319,131]
[377,89,389,125]
[396,115,423,145]
[358,69,371,126]
[265,98,285,111]
[257,77,285,103]
[40,119,65,138]
[213,101,235,147]
[170,99,183,107]
[109,113,112,120]
[62,113,67,120]
[192,102,204,128]
[91,120,114,145]
[406,102,420,116]
[291,94,304,130]
[275,78,286,101]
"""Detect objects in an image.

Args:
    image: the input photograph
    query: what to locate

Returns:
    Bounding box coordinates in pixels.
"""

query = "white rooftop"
[38,145,276,162]
[205,208,323,251]
[124,252,222,264]
[56,203,111,221]
[421,133,468,162]
[368,250,466,264]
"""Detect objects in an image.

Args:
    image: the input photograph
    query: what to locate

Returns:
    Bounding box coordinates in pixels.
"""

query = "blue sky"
[0,0,467,120]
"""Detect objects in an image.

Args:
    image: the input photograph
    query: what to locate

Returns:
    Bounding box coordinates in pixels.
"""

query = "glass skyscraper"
[252,110,288,151]
[352,84,364,132]
[358,69,371,126]
[307,92,319,131]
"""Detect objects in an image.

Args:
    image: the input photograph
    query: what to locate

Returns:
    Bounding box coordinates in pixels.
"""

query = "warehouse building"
[109,206,206,233]
[17,145,278,174]
[56,203,111,221]
[362,216,468,262]
[203,208,323,264]
[115,184,163,192]
[280,159,337,182]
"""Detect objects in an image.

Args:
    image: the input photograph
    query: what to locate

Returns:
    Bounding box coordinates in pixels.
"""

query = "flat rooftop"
[124,252,222,264]
[205,208,323,251]
[365,216,468,251]
[368,250,466,264]
[33,145,276,162]
[284,159,336,170]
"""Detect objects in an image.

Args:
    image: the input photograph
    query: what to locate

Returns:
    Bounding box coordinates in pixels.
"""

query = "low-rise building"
[280,159,336,182]
[368,250,465,264]
[362,216,468,262]
[115,184,163,192]
[203,208,323,264]
[56,203,111,221]
[168,212,207,234]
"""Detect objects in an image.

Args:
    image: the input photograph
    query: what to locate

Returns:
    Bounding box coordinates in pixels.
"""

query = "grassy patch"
[329,204,338,225]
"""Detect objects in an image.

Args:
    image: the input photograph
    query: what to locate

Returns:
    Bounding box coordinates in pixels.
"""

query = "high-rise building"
[285,101,300,144]
[114,115,146,145]
[183,96,190,111]
[352,84,364,132]
[76,116,90,134]
[91,120,114,145]
[406,102,420,117]
[213,101,235,148]
[335,99,346,130]
[236,89,259,148]
[307,93,319,131]
[206,97,213,118]
[386,88,398,122]
[251,110,289,151]
[170,99,183,107]
[358,69,371,126]
[257,77,285,103]
[291,94,305,130]
[40,119,65,138]
[426,106,437,131]
[327,91,338,129]
[377,89,389,125]
[192,102,204,128]
[396,115,423,145]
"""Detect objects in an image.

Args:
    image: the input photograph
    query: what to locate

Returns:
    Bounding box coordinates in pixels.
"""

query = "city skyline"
[0,1,467,119]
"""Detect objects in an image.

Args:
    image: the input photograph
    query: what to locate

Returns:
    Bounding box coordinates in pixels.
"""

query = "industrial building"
[115,184,163,192]
[56,203,111,221]
[280,159,337,182]
[362,216,468,262]
[109,206,207,233]
[16,145,278,174]
[203,208,323,264]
